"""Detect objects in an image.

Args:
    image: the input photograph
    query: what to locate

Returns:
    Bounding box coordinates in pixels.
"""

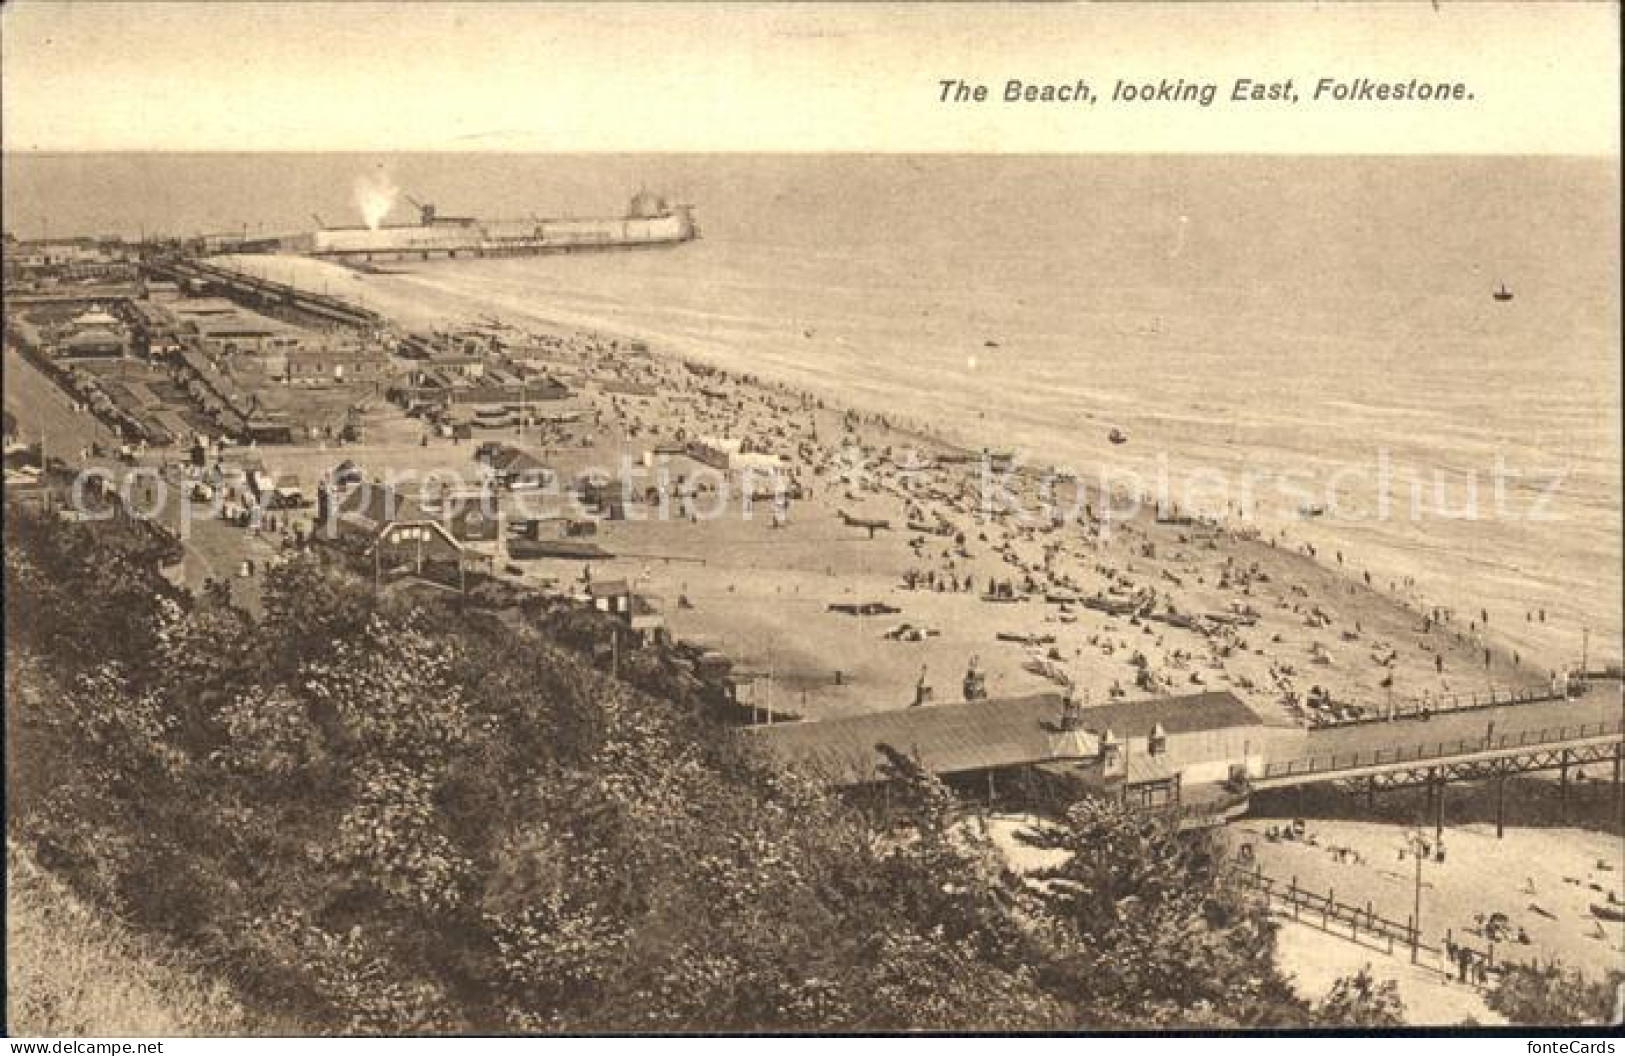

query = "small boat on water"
[1493,283,1514,302]
[1108,428,1128,445]
[1299,503,1326,518]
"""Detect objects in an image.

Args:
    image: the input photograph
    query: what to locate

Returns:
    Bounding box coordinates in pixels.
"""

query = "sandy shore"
[1270,918,1503,1025]
[196,252,1573,723]
[1232,816,1625,977]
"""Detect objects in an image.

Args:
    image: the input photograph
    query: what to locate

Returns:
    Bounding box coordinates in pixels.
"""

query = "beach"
[192,249,1576,727]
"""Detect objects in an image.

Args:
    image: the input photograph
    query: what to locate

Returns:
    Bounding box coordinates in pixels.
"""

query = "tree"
[212,685,326,785]
[7,509,1341,1033]
[298,612,471,768]
[259,553,373,669]
[1316,967,1407,1026]
[3,506,175,670]
[1021,795,1307,1027]
[1487,962,1624,1026]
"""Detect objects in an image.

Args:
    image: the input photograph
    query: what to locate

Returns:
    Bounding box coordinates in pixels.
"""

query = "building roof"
[747,690,1269,785]
[418,367,461,389]
[287,347,390,362]
[334,484,426,529]
[365,519,466,561]
[63,328,124,350]
[178,349,215,375]
[195,316,287,338]
[1125,752,1179,785]
[166,297,244,317]
[488,444,550,476]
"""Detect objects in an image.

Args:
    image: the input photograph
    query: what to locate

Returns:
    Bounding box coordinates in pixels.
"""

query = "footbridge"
[1254,682,1622,838]
[1255,688,1623,793]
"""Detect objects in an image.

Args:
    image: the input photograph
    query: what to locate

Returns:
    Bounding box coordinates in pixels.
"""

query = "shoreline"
[231,251,1623,672]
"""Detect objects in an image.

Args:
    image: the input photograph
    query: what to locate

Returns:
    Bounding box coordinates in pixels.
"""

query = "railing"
[1262,719,1625,782]
[1314,683,1571,729]
[1229,864,1450,974]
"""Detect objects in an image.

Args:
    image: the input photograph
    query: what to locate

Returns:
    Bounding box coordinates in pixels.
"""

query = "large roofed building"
[748,690,1305,810]
[60,327,127,358]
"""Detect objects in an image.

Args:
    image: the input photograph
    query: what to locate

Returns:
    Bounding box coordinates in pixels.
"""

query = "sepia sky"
[2,1,1618,155]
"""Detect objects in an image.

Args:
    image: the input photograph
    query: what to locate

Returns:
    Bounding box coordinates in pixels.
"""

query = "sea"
[5,153,1620,660]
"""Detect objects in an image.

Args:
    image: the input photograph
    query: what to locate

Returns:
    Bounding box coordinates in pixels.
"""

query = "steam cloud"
[353,171,399,231]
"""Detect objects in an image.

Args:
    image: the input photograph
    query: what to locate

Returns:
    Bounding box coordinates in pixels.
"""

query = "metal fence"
[1320,684,1566,729]
[1311,673,1622,731]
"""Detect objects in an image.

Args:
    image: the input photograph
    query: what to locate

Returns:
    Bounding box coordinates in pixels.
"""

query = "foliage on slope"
[5,506,1411,1032]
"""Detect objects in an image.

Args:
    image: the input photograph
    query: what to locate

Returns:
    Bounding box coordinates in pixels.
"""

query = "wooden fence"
[1228,863,1447,971]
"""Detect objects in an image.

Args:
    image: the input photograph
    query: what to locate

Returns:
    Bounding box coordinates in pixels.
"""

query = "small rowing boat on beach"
[1082,595,1140,617]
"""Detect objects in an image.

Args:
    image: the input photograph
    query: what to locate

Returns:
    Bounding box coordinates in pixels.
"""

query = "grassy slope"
[6,842,251,1037]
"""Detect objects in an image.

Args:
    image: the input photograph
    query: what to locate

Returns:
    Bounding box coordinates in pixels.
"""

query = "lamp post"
[1411,836,1423,964]
[1403,828,1440,965]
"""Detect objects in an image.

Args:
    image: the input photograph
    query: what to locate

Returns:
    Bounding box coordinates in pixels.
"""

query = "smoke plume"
[353,171,399,230]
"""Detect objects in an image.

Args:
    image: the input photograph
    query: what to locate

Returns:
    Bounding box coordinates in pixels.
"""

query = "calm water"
[7,154,1620,655]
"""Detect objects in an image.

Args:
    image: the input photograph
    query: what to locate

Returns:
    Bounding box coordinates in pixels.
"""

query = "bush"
[5,509,1316,1033]
[1487,961,1624,1026]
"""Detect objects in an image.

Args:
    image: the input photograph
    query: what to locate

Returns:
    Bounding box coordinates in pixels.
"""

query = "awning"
[1126,753,1178,786]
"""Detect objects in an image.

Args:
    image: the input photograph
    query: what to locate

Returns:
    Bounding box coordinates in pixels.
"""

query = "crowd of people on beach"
[48,298,1574,727]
